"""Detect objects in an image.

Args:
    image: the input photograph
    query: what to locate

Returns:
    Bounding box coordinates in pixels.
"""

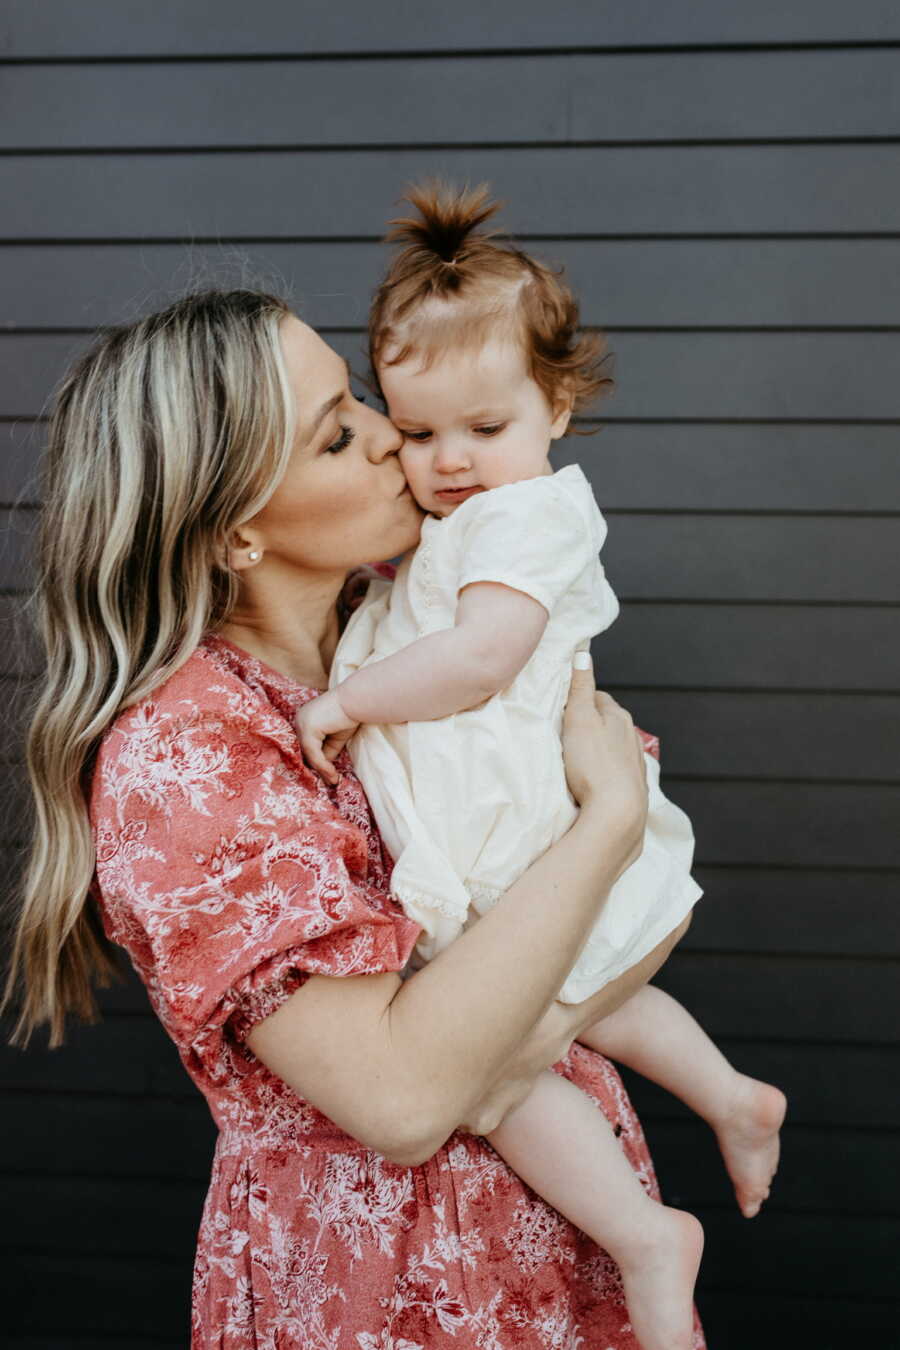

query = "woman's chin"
[385,504,425,556]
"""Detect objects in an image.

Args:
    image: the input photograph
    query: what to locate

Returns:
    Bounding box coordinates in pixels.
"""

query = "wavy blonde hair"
[2,288,295,1047]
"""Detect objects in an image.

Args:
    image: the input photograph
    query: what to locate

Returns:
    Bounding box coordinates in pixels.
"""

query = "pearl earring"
[248,549,262,563]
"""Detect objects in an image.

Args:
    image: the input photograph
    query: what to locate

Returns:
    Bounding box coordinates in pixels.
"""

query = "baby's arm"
[296,581,547,780]
[342,580,547,720]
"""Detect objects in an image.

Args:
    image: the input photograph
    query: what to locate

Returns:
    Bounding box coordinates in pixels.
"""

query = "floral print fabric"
[90,631,704,1350]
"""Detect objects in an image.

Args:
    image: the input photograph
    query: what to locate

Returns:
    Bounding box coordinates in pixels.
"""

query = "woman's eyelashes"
[324,424,356,454]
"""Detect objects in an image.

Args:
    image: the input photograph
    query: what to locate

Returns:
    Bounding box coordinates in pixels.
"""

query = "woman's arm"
[295,582,546,780]
[457,910,692,1138]
[249,662,651,1165]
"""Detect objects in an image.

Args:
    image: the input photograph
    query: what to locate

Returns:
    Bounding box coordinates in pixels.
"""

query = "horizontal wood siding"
[4,147,900,237]
[3,49,900,148]
[1,0,898,56]
[4,240,900,328]
[1,4,898,1346]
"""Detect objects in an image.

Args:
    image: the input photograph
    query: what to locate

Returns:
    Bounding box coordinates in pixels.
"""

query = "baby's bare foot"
[618,1206,704,1350]
[714,1073,787,1218]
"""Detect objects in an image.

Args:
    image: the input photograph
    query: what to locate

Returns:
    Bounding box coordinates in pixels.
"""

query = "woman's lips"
[434,486,484,502]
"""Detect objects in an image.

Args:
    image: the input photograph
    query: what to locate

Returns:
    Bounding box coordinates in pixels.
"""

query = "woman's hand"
[456,998,580,1134]
[561,654,649,870]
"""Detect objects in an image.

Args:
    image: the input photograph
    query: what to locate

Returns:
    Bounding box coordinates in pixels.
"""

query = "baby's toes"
[741,1191,764,1219]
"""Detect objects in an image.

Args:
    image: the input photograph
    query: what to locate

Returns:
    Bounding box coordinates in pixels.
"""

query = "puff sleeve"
[456,474,602,615]
[90,661,421,1087]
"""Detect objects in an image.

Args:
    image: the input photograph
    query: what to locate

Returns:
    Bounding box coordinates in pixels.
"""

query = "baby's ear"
[549,385,575,438]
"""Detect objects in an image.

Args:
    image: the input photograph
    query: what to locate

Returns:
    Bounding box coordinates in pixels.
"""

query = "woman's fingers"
[568,650,596,695]
[562,653,649,846]
[594,687,632,724]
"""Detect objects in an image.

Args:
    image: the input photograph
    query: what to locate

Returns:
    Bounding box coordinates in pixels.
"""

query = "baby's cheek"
[398,446,426,488]
[397,443,415,473]
[488,445,543,488]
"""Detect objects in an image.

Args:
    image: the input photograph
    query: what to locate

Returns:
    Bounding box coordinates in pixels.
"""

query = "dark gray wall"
[2,4,898,1346]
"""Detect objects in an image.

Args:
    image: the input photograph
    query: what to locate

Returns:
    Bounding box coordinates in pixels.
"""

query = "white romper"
[330,463,703,1002]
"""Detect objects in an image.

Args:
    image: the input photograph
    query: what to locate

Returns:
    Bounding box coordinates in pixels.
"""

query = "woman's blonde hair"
[368,180,614,426]
[2,288,296,1048]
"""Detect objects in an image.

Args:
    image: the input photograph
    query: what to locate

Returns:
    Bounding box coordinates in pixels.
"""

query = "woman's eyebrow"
[308,392,342,439]
[305,363,352,443]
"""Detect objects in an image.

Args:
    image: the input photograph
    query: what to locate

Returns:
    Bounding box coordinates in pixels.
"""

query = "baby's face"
[379,338,571,517]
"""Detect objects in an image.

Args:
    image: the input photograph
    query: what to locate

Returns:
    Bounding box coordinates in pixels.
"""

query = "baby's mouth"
[434,485,484,502]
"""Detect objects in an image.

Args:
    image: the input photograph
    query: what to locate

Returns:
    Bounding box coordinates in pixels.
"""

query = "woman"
[4,289,702,1348]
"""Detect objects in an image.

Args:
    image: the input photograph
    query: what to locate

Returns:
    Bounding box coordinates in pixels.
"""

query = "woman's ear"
[224,528,266,572]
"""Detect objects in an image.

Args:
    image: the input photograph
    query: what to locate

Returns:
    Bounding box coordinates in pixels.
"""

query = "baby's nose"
[434,439,471,472]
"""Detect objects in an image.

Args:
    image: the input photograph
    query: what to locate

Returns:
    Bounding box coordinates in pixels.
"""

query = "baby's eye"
[403,430,432,442]
[475,423,505,437]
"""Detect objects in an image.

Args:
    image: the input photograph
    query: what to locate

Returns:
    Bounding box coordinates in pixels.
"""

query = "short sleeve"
[456,476,596,615]
[90,669,421,1084]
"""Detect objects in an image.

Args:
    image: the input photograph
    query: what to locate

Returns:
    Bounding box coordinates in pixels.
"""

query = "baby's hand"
[294,690,359,786]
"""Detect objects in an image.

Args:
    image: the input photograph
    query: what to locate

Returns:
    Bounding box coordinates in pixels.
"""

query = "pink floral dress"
[90,630,706,1350]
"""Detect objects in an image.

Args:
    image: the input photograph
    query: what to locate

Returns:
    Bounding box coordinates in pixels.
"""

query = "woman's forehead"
[279,317,348,427]
[280,314,337,374]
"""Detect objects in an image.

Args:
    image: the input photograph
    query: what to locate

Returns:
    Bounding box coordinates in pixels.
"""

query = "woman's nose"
[366,406,404,462]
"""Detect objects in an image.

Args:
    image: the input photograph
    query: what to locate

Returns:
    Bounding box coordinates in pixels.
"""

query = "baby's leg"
[486,1069,703,1350]
[578,985,787,1218]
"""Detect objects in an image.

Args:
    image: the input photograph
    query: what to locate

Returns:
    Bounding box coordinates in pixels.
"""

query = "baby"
[296,182,786,1350]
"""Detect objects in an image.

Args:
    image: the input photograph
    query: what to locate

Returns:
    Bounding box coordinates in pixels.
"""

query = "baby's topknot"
[369,178,614,429]
[385,180,504,279]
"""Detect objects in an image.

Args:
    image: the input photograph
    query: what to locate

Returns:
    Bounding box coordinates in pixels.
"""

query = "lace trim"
[393,878,503,922]
[394,883,468,923]
[415,532,443,636]
[465,879,503,909]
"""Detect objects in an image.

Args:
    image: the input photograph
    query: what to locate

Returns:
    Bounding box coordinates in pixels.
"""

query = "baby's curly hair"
[367,180,614,434]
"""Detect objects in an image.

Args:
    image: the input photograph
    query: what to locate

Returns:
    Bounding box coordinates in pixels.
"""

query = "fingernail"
[573,651,592,671]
